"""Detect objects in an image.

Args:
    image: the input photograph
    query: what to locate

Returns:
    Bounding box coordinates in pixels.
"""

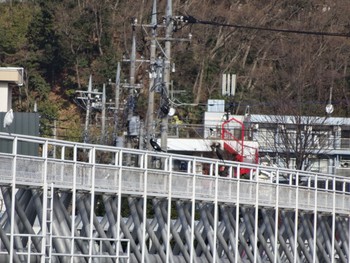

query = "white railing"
[0,133,350,214]
[0,234,44,260]
[50,236,130,262]
[0,234,130,262]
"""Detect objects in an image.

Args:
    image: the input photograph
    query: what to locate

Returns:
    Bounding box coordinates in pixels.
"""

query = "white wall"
[0,82,11,112]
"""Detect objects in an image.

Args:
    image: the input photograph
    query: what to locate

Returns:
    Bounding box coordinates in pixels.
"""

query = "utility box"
[0,112,40,156]
[207,99,225,112]
[128,116,140,136]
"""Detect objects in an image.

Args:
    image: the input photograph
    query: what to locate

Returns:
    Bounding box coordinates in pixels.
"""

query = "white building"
[166,100,350,176]
[0,67,24,112]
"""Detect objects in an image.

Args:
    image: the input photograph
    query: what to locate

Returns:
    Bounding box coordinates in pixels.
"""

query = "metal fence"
[0,132,350,262]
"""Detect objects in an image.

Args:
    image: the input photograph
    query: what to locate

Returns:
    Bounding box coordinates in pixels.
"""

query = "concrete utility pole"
[160,0,173,151]
[101,83,106,143]
[76,75,103,144]
[125,0,190,150]
[129,26,136,121]
[114,62,124,147]
[84,75,92,143]
[146,0,157,150]
[127,24,137,149]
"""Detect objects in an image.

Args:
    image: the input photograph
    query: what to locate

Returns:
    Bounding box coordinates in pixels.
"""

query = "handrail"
[0,132,349,181]
[0,132,350,214]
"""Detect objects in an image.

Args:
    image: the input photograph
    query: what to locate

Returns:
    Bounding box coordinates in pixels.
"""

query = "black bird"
[215,147,225,163]
[211,142,225,163]
[150,138,163,152]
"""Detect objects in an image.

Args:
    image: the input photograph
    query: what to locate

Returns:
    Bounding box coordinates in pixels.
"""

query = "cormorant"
[211,142,225,163]
[150,138,163,152]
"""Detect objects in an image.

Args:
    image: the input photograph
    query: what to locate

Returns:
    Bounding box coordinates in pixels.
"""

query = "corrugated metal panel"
[0,112,39,156]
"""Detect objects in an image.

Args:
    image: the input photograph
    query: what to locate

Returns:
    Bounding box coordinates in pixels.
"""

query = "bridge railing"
[0,133,350,214]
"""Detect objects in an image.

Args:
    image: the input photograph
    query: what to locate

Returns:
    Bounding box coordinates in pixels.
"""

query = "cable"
[182,15,350,38]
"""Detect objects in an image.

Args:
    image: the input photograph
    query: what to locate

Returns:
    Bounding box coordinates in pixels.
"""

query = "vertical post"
[254,169,259,263]
[142,153,148,263]
[274,169,280,263]
[190,161,196,263]
[293,172,299,263]
[84,75,92,143]
[9,137,17,262]
[116,150,123,262]
[313,175,318,263]
[114,63,123,147]
[41,140,49,263]
[139,121,145,150]
[53,119,57,158]
[146,0,157,150]
[235,166,240,263]
[348,217,350,263]
[166,156,172,263]
[213,163,219,263]
[129,26,136,121]
[331,177,336,262]
[127,25,137,149]
[70,144,78,263]
[101,84,106,143]
[161,0,172,150]
[88,147,96,262]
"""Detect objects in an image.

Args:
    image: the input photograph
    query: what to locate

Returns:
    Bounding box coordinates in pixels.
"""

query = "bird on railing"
[211,142,225,163]
[150,138,164,152]
[3,109,14,133]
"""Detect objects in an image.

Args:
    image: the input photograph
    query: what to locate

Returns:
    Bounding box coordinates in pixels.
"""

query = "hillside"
[1,0,350,143]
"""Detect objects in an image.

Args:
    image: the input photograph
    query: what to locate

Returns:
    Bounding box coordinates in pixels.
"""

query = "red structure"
[221,117,258,176]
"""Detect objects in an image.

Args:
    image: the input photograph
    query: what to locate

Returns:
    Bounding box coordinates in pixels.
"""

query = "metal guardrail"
[50,236,130,262]
[0,234,43,261]
[0,132,350,215]
[0,234,129,263]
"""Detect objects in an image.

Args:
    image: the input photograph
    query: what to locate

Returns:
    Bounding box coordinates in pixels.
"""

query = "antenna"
[222,73,236,96]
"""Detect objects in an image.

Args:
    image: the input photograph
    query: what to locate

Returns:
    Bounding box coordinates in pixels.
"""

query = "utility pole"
[123,0,190,151]
[160,0,173,151]
[146,0,157,150]
[53,119,57,158]
[101,83,106,144]
[84,75,92,144]
[127,22,137,149]
[114,62,124,147]
[76,75,103,144]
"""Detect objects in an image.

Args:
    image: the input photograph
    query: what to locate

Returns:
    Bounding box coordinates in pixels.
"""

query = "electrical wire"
[182,15,350,38]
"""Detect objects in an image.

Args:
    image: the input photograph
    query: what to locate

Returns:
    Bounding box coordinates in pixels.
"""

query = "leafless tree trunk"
[259,114,339,171]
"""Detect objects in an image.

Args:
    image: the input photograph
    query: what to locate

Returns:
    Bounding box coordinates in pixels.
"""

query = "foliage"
[0,3,35,59]
[27,1,67,85]
[1,0,350,143]
[28,73,50,99]
[38,99,59,136]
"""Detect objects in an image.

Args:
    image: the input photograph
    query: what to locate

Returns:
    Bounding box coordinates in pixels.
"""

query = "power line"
[181,15,350,38]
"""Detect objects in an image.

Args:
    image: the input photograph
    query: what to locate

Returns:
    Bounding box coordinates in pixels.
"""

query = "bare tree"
[257,114,341,171]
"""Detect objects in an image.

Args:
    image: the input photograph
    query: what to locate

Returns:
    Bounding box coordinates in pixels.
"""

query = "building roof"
[0,67,24,85]
[248,114,350,126]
